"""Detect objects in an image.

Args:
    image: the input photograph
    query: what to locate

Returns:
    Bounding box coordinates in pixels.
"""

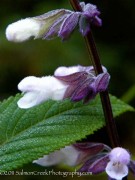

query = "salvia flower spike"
[6,2,102,42]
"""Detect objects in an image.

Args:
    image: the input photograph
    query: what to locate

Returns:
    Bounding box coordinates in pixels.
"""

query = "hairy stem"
[69,0,120,148]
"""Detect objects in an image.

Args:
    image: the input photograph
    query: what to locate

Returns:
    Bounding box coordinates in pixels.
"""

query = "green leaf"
[0,94,134,171]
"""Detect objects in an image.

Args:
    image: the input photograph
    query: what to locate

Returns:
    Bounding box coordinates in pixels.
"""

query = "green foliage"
[0,94,134,172]
[121,84,135,103]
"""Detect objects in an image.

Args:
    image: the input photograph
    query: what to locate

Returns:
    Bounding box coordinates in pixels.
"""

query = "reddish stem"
[69,0,120,148]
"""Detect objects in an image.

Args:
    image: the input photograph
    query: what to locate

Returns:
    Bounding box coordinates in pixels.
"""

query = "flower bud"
[5,2,102,42]
[6,18,41,42]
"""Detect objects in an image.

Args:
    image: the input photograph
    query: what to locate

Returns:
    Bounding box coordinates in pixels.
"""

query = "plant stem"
[69,0,120,148]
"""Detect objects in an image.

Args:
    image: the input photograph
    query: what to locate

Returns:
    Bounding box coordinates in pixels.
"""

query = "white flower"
[17,65,89,109]
[6,18,41,42]
[17,65,110,109]
[33,145,85,167]
[17,76,68,109]
[105,147,130,180]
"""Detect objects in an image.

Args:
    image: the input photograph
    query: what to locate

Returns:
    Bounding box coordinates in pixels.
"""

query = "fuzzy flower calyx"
[17,65,110,109]
[55,65,109,103]
[6,2,102,42]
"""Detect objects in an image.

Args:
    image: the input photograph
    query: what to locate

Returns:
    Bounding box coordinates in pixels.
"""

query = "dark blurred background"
[0,0,135,179]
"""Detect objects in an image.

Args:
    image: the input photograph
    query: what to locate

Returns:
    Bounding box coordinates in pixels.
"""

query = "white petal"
[18,76,41,92]
[17,76,68,108]
[80,2,86,9]
[17,91,44,109]
[109,147,130,165]
[102,66,107,73]
[6,18,41,42]
[40,76,68,101]
[33,145,80,167]
[54,65,107,76]
[33,151,65,167]
[54,65,82,76]
[105,161,128,180]
[60,145,81,166]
